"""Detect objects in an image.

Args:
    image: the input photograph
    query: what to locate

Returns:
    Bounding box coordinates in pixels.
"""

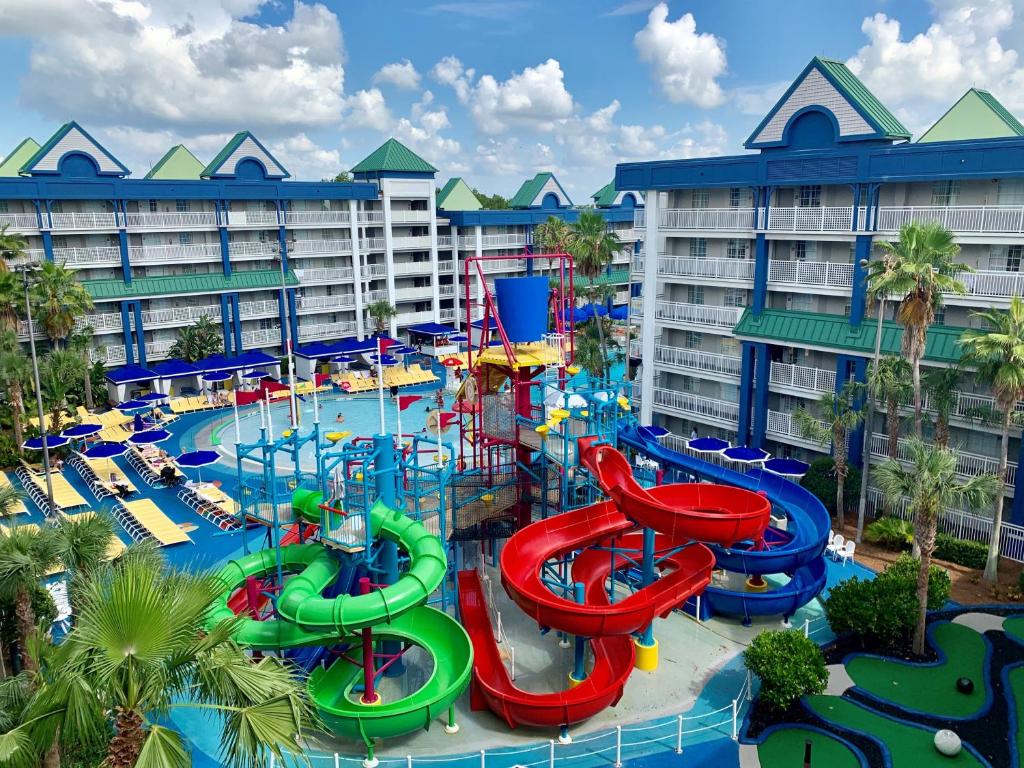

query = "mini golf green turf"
[807,695,985,768]
[758,726,861,768]
[1003,616,1024,645]
[845,622,987,718]
[1011,666,1024,767]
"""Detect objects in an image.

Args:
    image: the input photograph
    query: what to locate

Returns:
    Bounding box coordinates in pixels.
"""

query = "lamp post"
[22,266,56,513]
[275,244,298,430]
[855,258,885,542]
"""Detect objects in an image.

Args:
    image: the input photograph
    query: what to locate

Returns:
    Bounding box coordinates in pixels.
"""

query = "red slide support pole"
[358,577,380,704]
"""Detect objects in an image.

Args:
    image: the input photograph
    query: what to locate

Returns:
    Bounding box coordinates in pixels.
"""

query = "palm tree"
[66,324,96,411]
[0,225,28,335]
[866,221,969,439]
[366,299,397,336]
[533,215,573,275]
[960,295,1024,581]
[39,350,84,433]
[568,211,621,379]
[30,261,93,349]
[794,384,864,529]
[0,224,28,265]
[868,356,912,460]
[873,439,999,654]
[0,331,31,452]
[52,513,117,622]
[0,483,25,521]
[14,552,314,768]
[167,315,223,363]
[923,365,962,448]
[0,526,60,673]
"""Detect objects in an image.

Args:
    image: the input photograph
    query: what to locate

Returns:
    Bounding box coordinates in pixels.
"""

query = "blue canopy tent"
[104,364,159,405]
[150,359,200,397]
[407,322,458,356]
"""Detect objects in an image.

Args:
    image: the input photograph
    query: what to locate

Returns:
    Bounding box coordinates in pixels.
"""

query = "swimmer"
[336,413,345,423]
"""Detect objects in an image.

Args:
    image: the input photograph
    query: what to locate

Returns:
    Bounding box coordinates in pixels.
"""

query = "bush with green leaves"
[824,554,950,650]
[744,630,828,712]
[803,457,861,519]
[934,533,988,570]
[864,517,914,550]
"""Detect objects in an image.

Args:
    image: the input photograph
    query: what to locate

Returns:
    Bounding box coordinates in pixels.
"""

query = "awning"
[150,359,199,379]
[407,322,457,337]
[234,350,278,367]
[193,354,243,373]
[104,364,158,385]
[294,342,339,360]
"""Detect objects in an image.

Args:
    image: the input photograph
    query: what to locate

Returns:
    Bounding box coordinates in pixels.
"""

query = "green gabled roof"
[202,131,247,178]
[437,177,481,210]
[145,145,205,180]
[814,58,911,140]
[351,138,437,174]
[82,270,299,302]
[592,182,617,207]
[0,138,41,177]
[733,308,964,365]
[509,172,554,208]
[572,269,631,289]
[918,88,1024,143]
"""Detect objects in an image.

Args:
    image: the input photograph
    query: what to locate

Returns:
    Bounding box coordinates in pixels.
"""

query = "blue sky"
[0,1,1020,199]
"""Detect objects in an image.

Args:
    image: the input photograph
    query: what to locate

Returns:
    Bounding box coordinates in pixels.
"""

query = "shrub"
[744,630,827,712]
[883,554,952,609]
[934,533,988,570]
[864,517,914,550]
[803,457,861,518]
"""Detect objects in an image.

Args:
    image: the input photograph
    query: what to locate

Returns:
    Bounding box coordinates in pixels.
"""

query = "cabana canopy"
[408,323,457,337]
[150,359,199,379]
[193,354,243,372]
[104,365,158,385]
[234,350,278,367]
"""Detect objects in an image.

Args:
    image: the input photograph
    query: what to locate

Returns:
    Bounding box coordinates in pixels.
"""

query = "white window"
[931,181,959,206]
[724,288,747,308]
[933,306,945,325]
[726,239,748,259]
[683,331,702,348]
[729,188,742,208]
[148,200,158,213]
[720,383,738,403]
[178,232,192,245]
[689,238,707,259]
[719,338,739,356]
[691,190,710,209]
[0,201,8,214]
[790,294,812,311]
[258,230,267,243]
[175,200,190,213]
[686,285,704,305]
[681,376,696,392]
[988,245,1023,271]
[797,185,821,208]
[997,179,1024,206]
[794,241,817,261]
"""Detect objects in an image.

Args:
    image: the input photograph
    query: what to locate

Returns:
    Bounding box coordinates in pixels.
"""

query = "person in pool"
[336,413,345,423]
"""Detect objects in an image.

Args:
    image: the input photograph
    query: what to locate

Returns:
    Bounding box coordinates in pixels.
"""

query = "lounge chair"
[112,499,191,546]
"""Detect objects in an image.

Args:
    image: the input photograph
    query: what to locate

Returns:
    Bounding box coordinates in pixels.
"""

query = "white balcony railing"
[392,235,433,250]
[390,210,432,224]
[362,263,388,279]
[480,258,525,273]
[5,248,44,267]
[288,238,352,256]
[240,328,281,348]
[53,245,122,266]
[295,294,355,312]
[876,205,1024,235]
[81,312,123,333]
[238,299,280,318]
[296,267,354,284]
[128,243,222,264]
[140,305,220,328]
[228,241,279,259]
[768,259,854,289]
[0,213,40,231]
[144,340,177,360]
[954,270,1024,300]
[284,210,351,226]
[654,301,742,330]
[767,410,831,445]
[870,433,1015,489]
[481,234,527,249]
[659,208,756,231]
[358,211,385,224]
[360,237,386,251]
[439,307,457,322]
[769,362,836,395]
[652,345,742,377]
[456,235,476,249]
[437,260,455,273]
[228,210,279,227]
[124,211,217,229]
[437,236,453,248]
[658,256,754,281]
[392,260,434,275]
[298,321,357,340]
[652,388,739,423]
[765,206,855,233]
[397,310,437,326]
[50,211,118,230]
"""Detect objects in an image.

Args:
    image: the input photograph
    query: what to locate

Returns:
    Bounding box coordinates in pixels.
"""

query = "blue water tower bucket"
[495,276,548,343]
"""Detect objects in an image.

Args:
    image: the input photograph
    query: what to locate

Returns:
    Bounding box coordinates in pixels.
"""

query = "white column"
[381,182,398,337]
[474,225,484,314]
[349,198,365,339]
[451,224,460,330]
[428,185,441,323]
[640,190,660,426]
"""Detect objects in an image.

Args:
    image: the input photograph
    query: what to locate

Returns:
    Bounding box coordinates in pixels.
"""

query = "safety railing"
[658,256,754,281]
[869,432,1015,489]
[764,206,854,233]
[767,259,854,289]
[769,361,836,394]
[652,346,742,377]
[659,207,756,231]
[876,205,1024,235]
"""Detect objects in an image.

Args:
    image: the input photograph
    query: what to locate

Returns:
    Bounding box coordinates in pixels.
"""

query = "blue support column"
[634,525,658,670]
[231,294,243,354]
[525,224,534,276]
[849,235,873,327]
[220,294,233,356]
[1012,439,1024,525]
[120,302,135,366]
[570,581,586,685]
[373,433,404,676]
[132,302,146,367]
[848,356,868,468]
[737,342,756,445]
[752,234,769,314]
[277,290,288,355]
[751,343,770,449]
[118,228,131,284]
[287,289,299,349]
[217,201,232,277]
[40,201,54,262]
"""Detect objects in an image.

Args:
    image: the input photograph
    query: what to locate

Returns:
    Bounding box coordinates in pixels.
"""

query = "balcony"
[128,243,222,265]
[767,410,831,448]
[295,267,354,284]
[660,208,756,232]
[54,245,122,267]
[140,305,220,328]
[768,259,853,292]
[357,211,385,225]
[769,361,836,396]
[361,263,387,279]
[298,321,357,341]
[651,345,742,378]
[651,388,739,425]
[0,212,40,232]
[397,309,437,326]
[764,207,860,234]
[654,301,743,332]
[438,260,455,273]
[870,433,1015,490]
[90,340,175,365]
[240,328,281,348]
[390,210,432,224]
[633,210,646,228]
[80,312,123,333]
[951,270,1024,302]
[481,234,527,249]
[228,241,279,260]
[392,235,433,251]
[50,211,119,231]
[437,235,453,248]
[439,307,457,322]
[439,284,456,298]
[392,260,433,276]
[397,284,434,301]
[295,294,355,313]
[124,211,217,229]
[238,299,280,319]
[360,237,386,251]
[456,235,476,249]
[479,258,525,273]
[876,205,1024,235]
[284,210,351,226]
[658,256,754,282]
[288,238,352,256]
[227,210,279,227]
[6,248,44,267]
[610,228,641,242]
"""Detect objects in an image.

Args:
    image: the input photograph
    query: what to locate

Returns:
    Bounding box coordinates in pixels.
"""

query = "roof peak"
[351,138,437,175]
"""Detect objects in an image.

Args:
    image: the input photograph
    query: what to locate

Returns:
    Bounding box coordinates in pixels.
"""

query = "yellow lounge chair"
[115,499,191,546]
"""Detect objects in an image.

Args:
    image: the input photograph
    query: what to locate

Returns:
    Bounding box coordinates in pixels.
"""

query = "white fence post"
[676,714,683,754]
[335,754,340,768]
[746,669,753,701]
[480,749,485,768]
[803,618,810,638]
[406,757,412,768]
[731,698,739,740]
[615,725,622,767]
[549,739,555,768]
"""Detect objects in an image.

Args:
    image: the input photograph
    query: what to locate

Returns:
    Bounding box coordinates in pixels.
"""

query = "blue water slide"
[618,426,830,622]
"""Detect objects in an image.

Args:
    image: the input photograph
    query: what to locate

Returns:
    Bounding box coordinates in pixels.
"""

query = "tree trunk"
[984,412,1011,582]
[13,587,36,674]
[83,358,94,411]
[913,512,937,655]
[886,399,899,459]
[11,383,24,455]
[105,707,147,768]
[935,414,949,448]
[912,355,923,440]
[834,427,847,529]
[42,738,60,768]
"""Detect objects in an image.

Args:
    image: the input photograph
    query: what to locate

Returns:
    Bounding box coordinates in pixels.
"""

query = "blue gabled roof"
[104,364,158,384]
[234,350,279,367]
[150,359,199,379]
[407,323,457,336]
[193,354,242,372]
[21,121,131,177]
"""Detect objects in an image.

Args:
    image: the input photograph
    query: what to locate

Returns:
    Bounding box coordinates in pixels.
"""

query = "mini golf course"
[757,726,861,768]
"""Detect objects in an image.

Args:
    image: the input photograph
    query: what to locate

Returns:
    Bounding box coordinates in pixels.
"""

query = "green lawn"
[758,726,862,768]
[845,623,987,718]
[1003,616,1024,646]
[807,696,985,768]
[1010,666,1024,768]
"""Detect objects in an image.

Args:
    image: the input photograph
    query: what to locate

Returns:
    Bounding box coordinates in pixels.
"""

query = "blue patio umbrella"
[137,392,168,404]
[60,423,103,439]
[175,449,220,482]
[22,435,70,450]
[128,429,172,446]
[369,354,399,366]
[116,399,150,412]
[331,355,354,365]
[763,458,810,479]
[202,371,232,383]
[723,446,770,464]
[241,370,269,380]
[687,437,730,453]
[638,425,670,440]
[392,346,416,355]
[450,334,468,343]
[83,442,127,459]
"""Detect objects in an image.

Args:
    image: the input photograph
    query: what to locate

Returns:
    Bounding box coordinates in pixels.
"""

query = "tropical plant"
[533,216,573,276]
[9,551,315,768]
[923,365,962,448]
[366,299,397,336]
[744,630,827,712]
[802,457,860,519]
[52,513,116,622]
[568,211,621,380]
[38,350,85,433]
[30,261,93,349]
[867,356,912,460]
[0,330,31,452]
[168,315,223,363]
[873,438,999,654]
[0,525,60,673]
[864,516,914,549]
[0,483,25,522]
[866,222,969,438]
[471,188,509,210]
[66,324,96,411]
[0,270,21,335]
[794,384,864,529]
[574,316,621,381]
[960,295,1024,581]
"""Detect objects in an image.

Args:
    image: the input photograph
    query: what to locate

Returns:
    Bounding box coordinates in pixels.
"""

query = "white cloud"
[344,88,393,131]
[634,3,727,108]
[391,93,466,172]
[372,59,421,90]
[0,0,347,135]
[847,0,1024,130]
[603,0,659,17]
[730,81,789,117]
[269,133,343,180]
[473,138,557,177]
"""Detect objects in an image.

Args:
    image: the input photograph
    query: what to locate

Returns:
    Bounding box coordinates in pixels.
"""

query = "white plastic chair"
[836,540,856,566]
[827,529,836,547]
[827,533,845,559]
